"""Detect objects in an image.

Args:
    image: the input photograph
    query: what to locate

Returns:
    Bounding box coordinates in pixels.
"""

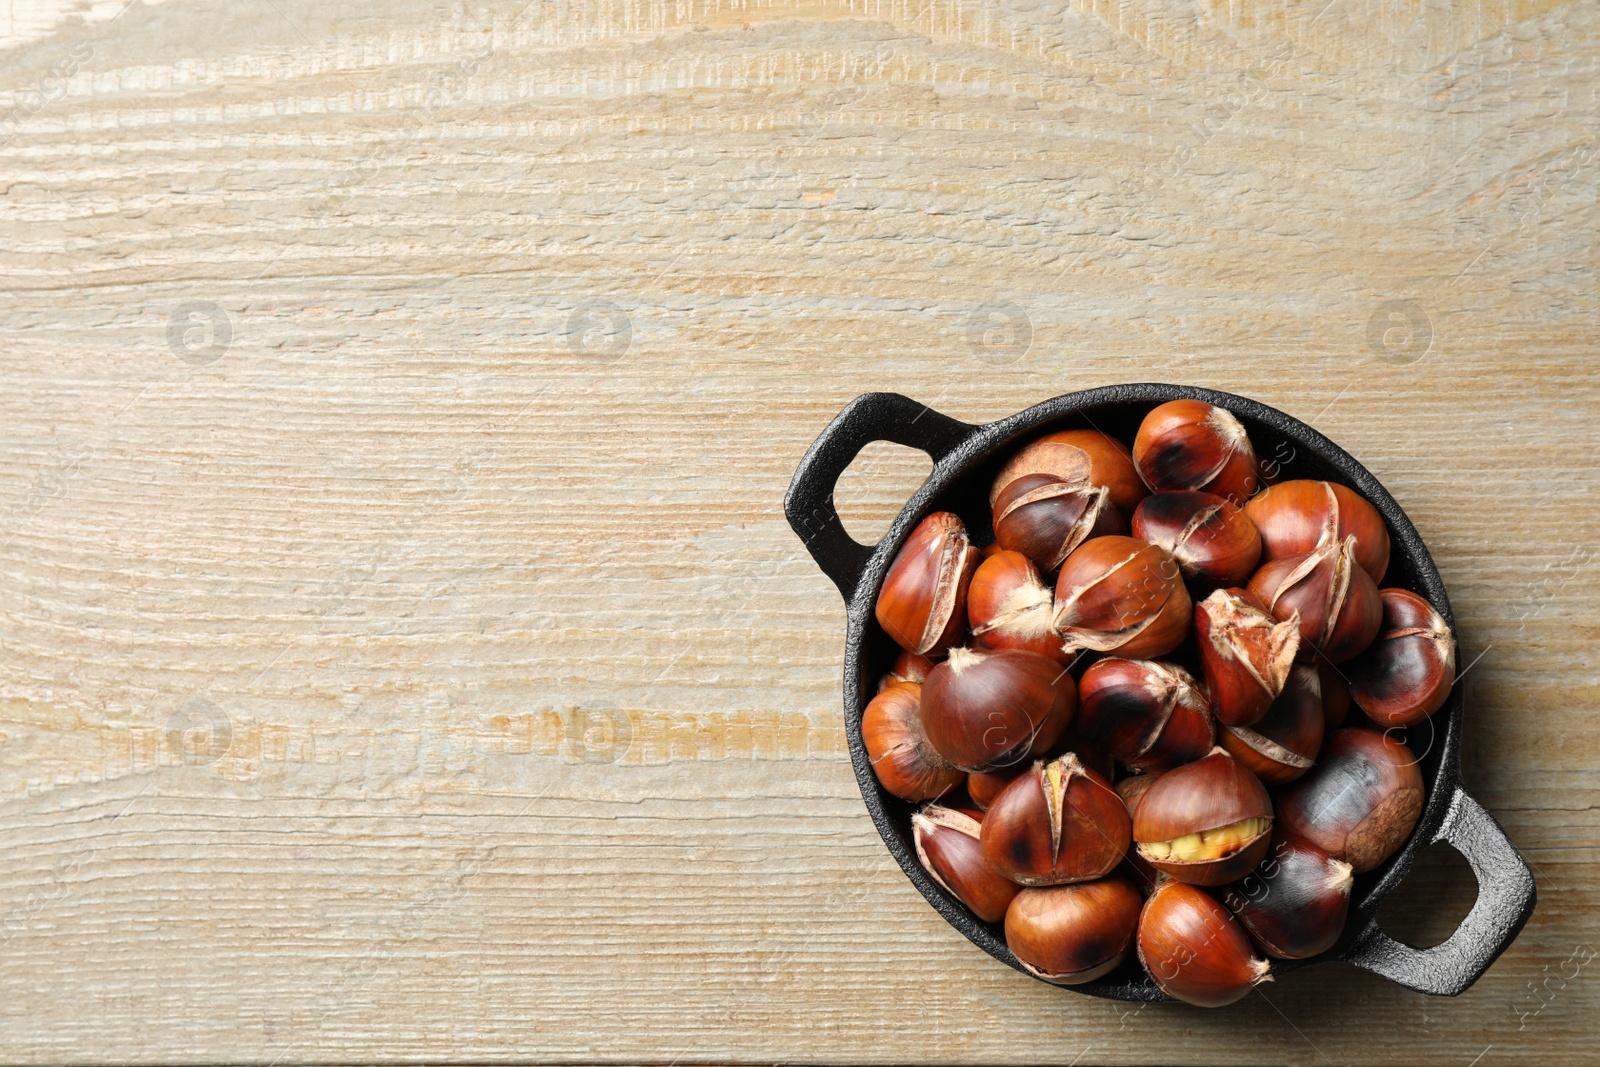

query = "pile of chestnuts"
[864,399,1456,1007]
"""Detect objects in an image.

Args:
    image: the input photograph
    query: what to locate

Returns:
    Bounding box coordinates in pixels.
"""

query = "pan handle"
[1342,786,1536,996]
[785,393,976,601]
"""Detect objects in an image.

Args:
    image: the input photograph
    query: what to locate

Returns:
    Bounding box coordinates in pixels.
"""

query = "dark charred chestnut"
[1222,832,1353,959]
[1005,873,1144,984]
[920,647,1075,772]
[1133,748,1273,885]
[1076,658,1215,774]
[1275,728,1424,873]
[981,753,1130,885]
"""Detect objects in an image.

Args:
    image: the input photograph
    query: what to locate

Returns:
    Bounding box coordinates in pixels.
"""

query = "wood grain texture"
[1,0,1596,1062]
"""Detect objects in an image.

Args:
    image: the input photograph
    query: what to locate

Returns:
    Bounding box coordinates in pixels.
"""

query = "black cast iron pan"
[785,384,1536,1001]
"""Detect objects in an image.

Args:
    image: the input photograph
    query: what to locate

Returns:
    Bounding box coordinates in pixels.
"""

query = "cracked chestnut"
[992,473,1126,572]
[1131,490,1262,587]
[1244,479,1390,584]
[1053,536,1192,659]
[1076,658,1214,774]
[1348,588,1457,727]
[1194,587,1301,728]
[912,805,1020,923]
[1219,663,1324,785]
[990,429,1148,517]
[875,511,979,656]
[1247,535,1382,665]
[980,753,1130,885]
[1133,747,1274,886]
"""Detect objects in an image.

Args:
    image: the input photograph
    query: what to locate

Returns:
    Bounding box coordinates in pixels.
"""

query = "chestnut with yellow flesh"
[1133,748,1274,886]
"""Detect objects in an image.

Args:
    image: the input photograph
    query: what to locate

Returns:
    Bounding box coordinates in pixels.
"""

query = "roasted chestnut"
[990,429,1147,517]
[1219,664,1324,785]
[920,647,1075,772]
[1132,400,1261,506]
[1193,587,1300,728]
[877,649,935,692]
[1136,879,1271,1007]
[1005,873,1143,984]
[993,475,1125,572]
[967,550,1069,662]
[1131,490,1262,587]
[1247,535,1382,665]
[1348,588,1457,727]
[1076,659,1214,773]
[860,682,965,802]
[913,805,1021,924]
[1053,536,1192,659]
[1133,748,1273,885]
[981,753,1130,885]
[1244,479,1390,584]
[1276,728,1424,873]
[1223,832,1353,959]
[875,512,979,655]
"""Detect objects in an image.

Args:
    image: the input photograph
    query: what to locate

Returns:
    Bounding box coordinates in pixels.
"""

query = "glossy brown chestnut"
[1348,588,1457,727]
[967,551,1069,662]
[920,647,1075,773]
[1133,748,1274,885]
[989,429,1148,517]
[1318,662,1352,730]
[1222,832,1353,959]
[877,649,935,692]
[1194,587,1300,728]
[1136,879,1272,1007]
[1244,479,1391,584]
[1053,536,1192,659]
[1132,400,1262,506]
[874,511,980,656]
[981,753,1130,885]
[860,682,965,802]
[1076,659,1215,774]
[1005,873,1144,984]
[1276,728,1424,873]
[1219,664,1324,785]
[1247,535,1383,665]
[993,474,1127,572]
[1131,491,1262,587]
[912,805,1021,924]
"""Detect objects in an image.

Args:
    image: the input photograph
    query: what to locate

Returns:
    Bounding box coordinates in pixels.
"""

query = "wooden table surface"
[2,0,1596,1062]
